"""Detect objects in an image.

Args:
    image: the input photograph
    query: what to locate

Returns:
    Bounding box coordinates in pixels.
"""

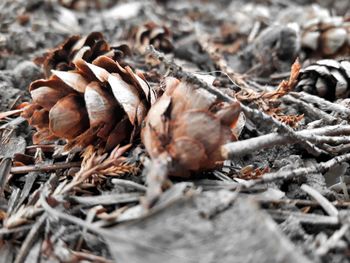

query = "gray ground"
[1,0,350,262]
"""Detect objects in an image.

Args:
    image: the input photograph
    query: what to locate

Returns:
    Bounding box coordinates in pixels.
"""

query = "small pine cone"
[23,35,155,151]
[131,22,173,53]
[36,32,129,78]
[142,77,241,177]
[295,59,350,100]
[238,25,299,77]
[301,16,350,58]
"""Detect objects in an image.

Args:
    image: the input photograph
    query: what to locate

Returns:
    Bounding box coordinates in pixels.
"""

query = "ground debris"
[106,192,311,263]
[1,0,350,262]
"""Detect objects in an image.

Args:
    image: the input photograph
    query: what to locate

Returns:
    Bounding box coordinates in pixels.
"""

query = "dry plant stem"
[0,116,26,129]
[147,46,323,156]
[0,225,33,236]
[255,197,350,208]
[320,143,350,154]
[76,208,98,251]
[0,158,11,196]
[291,92,350,117]
[10,161,82,174]
[282,95,337,124]
[222,124,350,158]
[305,135,350,145]
[14,214,47,263]
[301,184,339,217]
[111,178,147,192]
[244,153,350,188]
[267,209,339,226]
[0,108,24,120]
[239,106,324,156]
[145,153,171,206]
[316,224,350,256]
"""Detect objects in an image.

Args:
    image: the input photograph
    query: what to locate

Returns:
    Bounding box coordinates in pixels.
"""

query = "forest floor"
[1,0,350,262]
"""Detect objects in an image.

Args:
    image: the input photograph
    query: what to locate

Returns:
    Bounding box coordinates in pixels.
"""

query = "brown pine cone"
[237,25,300,77]
[142,77,241,177]
[131,22,173,53]
[24,39,155,151]
[36,32,129,78]
[295,59,350,100]
[301,16,350,58]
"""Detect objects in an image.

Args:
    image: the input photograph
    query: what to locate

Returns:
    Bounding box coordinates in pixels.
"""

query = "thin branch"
[14,214,47,263]
[301,184,338,217]
[304,135,350,145]
[267,209,339,226]
[282,95,337,124]
[244,153,350,188]
[222,124,350,158]
[316,224,350,256]
[239,105,325,156]
[0,224,33,236]
[144,153,171,207]
[254,196,350,208]
[10,161,81,174]
[111,178,147,192]
[290,92,350,118]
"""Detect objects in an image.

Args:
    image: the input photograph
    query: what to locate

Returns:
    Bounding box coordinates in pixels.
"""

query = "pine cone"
[301,16,350,58]
[295,59,350,100]
[238,25,299,77]
[142,77,241,177]
[131,22,173,53]
[24,35,155,151]
[36,32,129,78]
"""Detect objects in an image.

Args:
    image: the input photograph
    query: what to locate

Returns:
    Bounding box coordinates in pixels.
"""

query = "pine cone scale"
[108,74,146,126]
[51,70,89,93]
[84,81,116,127]
[49,94,89,139]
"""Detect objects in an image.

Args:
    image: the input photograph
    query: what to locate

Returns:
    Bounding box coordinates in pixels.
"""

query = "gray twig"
[316,224,350,256]
[301,184,338,217]
[266,209,339,226]
[291,92,350,118]
[222,124,350,158]
[244,153,350,188]
[282,95,337,124]
[14,214,47,263]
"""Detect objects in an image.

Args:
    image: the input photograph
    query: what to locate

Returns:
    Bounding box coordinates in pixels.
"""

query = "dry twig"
[316,224,350,256]
[10,161,82,174]
[301,184,338,217]
[222,124,350,158]
[244,153,350,188]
